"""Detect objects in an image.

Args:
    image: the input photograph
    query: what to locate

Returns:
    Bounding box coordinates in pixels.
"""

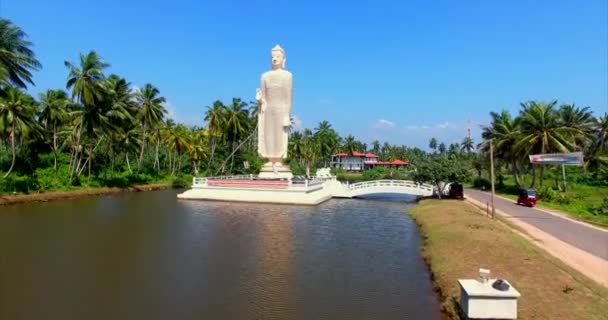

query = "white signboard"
[529,152,583,166]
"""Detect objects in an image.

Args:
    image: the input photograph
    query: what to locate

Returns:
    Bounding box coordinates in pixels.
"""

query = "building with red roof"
[331,152,408,171]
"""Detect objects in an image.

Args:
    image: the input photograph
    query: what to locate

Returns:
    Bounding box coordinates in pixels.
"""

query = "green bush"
[0,174,36,194]
[171,174,191,188]
[537,186,557,201]
[34,167,71,191]
[100,172,130,188]
[362,167,386,180]
[473,177,491,190]
[590,197,608,216]
[554,192,571,205]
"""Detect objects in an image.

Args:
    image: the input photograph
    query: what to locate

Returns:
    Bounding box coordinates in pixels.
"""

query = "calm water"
[0,190,440,320]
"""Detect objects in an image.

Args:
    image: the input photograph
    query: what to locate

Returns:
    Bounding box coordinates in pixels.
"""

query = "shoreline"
[0,183,170,207]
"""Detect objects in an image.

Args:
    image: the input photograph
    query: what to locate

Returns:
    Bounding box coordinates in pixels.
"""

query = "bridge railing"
[192,175,326,188]
[348,180,435,192]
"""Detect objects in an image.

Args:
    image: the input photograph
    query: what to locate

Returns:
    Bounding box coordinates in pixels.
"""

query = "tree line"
[0,18,605,195]
[478,101,607,187]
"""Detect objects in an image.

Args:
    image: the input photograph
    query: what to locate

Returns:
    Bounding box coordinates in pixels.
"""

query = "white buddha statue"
[256,45,293,178]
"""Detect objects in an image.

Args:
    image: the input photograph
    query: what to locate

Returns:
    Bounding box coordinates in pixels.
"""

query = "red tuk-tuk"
[449,183,464,199]
[517,188,537,207]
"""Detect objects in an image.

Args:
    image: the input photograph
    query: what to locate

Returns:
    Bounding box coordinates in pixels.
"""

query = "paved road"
[465,189,608,260]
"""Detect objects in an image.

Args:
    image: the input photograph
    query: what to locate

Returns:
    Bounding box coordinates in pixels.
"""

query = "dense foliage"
[0,18,606,212]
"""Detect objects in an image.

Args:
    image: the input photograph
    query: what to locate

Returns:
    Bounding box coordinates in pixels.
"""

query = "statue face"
[271,51,285,69]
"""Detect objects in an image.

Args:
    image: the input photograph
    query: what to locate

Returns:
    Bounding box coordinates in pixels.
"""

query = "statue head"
[271,44,286,70]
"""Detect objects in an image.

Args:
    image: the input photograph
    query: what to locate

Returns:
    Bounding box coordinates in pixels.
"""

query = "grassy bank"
[0,183,171,206]
[409,200,608,320]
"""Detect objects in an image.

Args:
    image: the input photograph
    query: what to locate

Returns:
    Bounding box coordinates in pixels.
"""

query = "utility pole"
[490,140,496,218]
[562,164,567,192]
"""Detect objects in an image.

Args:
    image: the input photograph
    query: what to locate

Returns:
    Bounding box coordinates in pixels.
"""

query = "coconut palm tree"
[224,98,249,171]
[370,140,380,155]
[164,124,189,175]
[135,83,166,172]
[116,125,142,175]
[300,128,318,177]
[481,110,523,186]
[429,137,438,152]
[0,87,38,177]
[204,100,226,168]
[585,113,608,172]
[516,101,577,186]
[343,134,356,155]
[461,136,474,153]
[38,89,71,171]
[64,51,109,178]
[438,142,446,154]
[289,130,304,164]
[558,103,595,148]
[185,128,208,174]
[0,19,41,89]
[314,121,339,166]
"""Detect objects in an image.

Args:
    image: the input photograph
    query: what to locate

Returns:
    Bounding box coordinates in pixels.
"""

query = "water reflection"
[0,190,439,319]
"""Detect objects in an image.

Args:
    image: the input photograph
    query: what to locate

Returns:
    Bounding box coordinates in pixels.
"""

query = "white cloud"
[291,115,304,131]
[372,119,396,129]
[437,122,451,129]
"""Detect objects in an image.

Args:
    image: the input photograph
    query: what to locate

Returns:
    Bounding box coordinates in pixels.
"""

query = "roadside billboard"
[528,152,583,166]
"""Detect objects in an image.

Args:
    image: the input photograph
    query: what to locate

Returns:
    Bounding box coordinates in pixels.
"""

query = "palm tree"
[289,131,304,164]
[0,19,41,89]
[371,140,381,155]
[558,103,594,148]
[438,142,446,153]
[185,128,208,174]
[585,113,608,172]
[481,110,523,186]
[204,100,226,168]
[429,137,438,152]
[381,142,391,160]
[0,87,37,177]
[224,98,249,171]
[64,51,109,178]
[300,128,318,176]
[343,134,356,155]
[135,83,166,172]
[461,136,474,153]
[516,101,577,186]
[164,124,189,175]
[314,121,339,166]
[38,89,70,171]
[65,51,109,107]
[116,126,142,175]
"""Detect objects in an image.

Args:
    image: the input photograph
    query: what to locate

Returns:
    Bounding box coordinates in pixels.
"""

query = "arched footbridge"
[335,180,435,198]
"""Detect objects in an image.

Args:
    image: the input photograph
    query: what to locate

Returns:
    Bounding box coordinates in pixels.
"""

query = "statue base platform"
[258,162,293,179]
[177,177,337,205]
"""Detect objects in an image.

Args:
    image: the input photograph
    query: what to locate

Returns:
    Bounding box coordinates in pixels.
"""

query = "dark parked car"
[517,188,537,207]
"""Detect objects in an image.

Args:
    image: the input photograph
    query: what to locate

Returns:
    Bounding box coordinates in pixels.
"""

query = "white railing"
[192,175,326,188]
[290,179,325,188]
[348,180,435,193]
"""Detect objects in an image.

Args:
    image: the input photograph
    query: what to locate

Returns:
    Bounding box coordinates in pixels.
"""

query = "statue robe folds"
[257,69,293,159]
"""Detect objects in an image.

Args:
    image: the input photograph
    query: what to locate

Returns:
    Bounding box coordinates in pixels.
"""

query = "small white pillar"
[458,279,520,319]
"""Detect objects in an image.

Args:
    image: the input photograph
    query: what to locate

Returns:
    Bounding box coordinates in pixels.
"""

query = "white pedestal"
[458,279,520,319]
[258,162,293,179]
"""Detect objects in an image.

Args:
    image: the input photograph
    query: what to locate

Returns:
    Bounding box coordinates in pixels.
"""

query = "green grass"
[410,200,608,320]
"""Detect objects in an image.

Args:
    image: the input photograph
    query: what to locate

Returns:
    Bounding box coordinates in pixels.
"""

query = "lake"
[0,190,440,319]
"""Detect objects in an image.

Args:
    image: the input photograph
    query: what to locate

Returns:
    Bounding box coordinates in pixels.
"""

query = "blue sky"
[5,0,607,149]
